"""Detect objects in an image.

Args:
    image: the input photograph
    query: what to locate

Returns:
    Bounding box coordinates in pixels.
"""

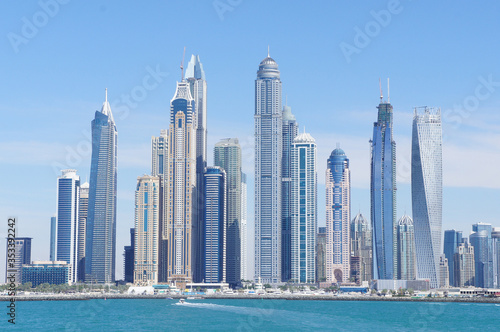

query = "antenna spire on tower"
[105,88,108,103]
[267,45,270,57]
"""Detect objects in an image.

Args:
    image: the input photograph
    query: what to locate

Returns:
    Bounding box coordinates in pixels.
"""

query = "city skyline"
[2,1,500,281]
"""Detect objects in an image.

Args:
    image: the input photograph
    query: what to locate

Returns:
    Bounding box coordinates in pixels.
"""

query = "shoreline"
[2,293,500,304]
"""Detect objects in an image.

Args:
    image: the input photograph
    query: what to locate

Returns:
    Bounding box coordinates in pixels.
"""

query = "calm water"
[8,298,500,331]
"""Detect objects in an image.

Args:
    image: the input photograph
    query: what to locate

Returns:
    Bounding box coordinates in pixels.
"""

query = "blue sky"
[1,0,499,280]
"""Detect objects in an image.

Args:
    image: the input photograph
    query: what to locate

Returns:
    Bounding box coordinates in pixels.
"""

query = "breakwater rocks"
[1,293,500,304]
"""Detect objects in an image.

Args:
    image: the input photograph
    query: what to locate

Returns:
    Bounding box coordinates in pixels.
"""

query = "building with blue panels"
[86,89,117,284]
[203,167,226,283]
[370,94,397,281]
[443,230,463,286]
[56,169,80,283]
[470,223,494,288]
[21,261,70,286]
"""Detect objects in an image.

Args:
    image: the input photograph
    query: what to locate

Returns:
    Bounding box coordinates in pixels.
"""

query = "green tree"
[263,283,272,289]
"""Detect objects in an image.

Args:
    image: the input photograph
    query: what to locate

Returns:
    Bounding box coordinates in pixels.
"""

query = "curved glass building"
[411,107,442,289]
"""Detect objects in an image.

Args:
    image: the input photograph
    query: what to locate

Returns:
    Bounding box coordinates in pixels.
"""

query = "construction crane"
[180,46,186,81]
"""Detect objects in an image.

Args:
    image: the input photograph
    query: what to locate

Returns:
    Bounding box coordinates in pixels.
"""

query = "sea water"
[8,298,500,331]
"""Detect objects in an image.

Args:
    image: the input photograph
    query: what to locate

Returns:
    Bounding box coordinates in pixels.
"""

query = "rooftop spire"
[379,78,383,102]
[267,45,270,57]
[387,78,390,103]
[105,88,108,103]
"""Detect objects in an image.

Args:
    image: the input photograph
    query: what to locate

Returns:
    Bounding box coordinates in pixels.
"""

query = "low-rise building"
[21,261,71,286]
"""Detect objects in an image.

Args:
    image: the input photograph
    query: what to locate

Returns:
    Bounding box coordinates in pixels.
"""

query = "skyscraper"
[185,55,207,283]
[326,147,350,284]
[56,169,80,283]
[133,175,160,285]
[290,132,317,283]
[316,227,327,283]
[78,182,89,282]
[454,240,475,287]
[203,167,226,283]
[371,92,397,281]
[166,80,196,285]
[86,90,117,284]
[412,107,442,289]
[397,215,416,280]
[151,130,169,282]
[470,223,494,288]
[123,228,134,283]
[214,138,241,286]
[351,213,372,283]
[439,255,449,288]
[443,230,463,287]
[50,216,56,261]
[241,173,248,281]
[492,228,500,288]
[5,237,31,284]
[254,51,282,284]
[281,104,298,282]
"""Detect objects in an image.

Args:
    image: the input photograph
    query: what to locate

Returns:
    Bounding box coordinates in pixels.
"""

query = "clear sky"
[1,0,499,281]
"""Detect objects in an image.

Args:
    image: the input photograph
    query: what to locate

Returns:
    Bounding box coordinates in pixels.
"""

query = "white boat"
[178,298,185,304]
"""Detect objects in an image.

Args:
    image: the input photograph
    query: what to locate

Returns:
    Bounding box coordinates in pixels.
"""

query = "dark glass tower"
[281,105,298,282]
[203,167,226,283]
[443,230,463,286]
[86,90,117,284]
[370,95,397,280]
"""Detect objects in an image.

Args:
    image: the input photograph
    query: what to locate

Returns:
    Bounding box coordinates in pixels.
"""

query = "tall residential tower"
[411,107,442,289]
[254,51,282,284]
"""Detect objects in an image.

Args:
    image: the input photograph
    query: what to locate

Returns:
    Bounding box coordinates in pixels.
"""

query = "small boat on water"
[178,298,185,304]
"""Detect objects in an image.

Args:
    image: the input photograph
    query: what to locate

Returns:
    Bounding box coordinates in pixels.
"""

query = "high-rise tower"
[290,132,317,283]
[133,175,160,285]
[326,147,350,283]
[241,173,248,281]
[86,90,117,284]
[254,51,282,284]
[370,89,397,280]
[443,230,463,286]
[185,55,207,283]
[56,169,80,283]
[166,80,196,284]
[470,223,494,288]
[151,130,169,282]
[77,181,89,281]
[214,138,241,286]
[411,107,442,288]
[397,215,416,280]
[203,167,226,283]
[281,104,298,282]
[351,213,372,283]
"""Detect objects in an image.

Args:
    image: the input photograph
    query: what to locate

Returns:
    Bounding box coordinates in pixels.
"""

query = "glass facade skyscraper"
[241,173,248,281]
[86,90,117,284]
[470,222,494,288]
[254,52,282,284]
[370,97,397,280]
[454,240,475,287]
[290,132,317,283]
[397,215,416,280]
[443,229,463,286]
[50,216,56,261]
[5,237,31,284]
[281,105,298,282]
[167,80,196,284]
[326,147,350,284]
[203,167,226,283]
[185,55,207,283]
[214,138,241,286]
[56,169,80,283]
[411,107,442,289]
[133,175,160,285]
[492,228,500,288]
